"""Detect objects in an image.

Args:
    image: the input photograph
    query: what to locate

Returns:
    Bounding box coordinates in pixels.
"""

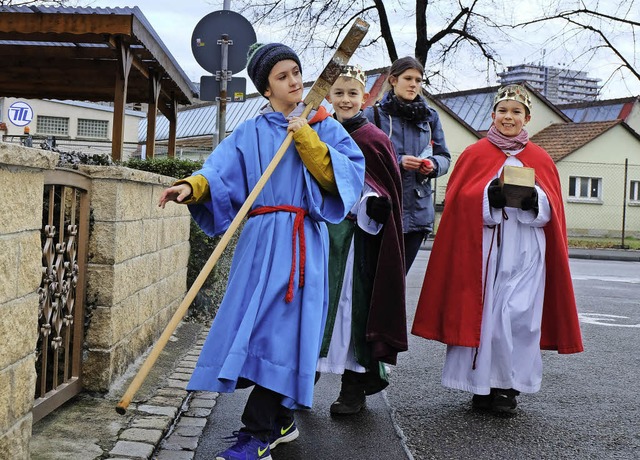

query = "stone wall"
[0,141,192,455]
[0,143,58,458]
[78,165,191,391]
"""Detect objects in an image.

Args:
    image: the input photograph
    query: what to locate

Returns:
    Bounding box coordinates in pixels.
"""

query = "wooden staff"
[116,18,370,414]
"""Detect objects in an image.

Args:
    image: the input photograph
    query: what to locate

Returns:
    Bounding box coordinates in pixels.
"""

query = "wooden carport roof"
[0,5,199,160]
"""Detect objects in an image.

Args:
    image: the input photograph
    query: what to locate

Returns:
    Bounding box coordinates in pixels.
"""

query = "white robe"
[317,185,382,375]
[441,153,551,395]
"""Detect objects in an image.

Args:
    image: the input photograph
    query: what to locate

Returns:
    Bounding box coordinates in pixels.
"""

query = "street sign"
[192,9,256,145]
[191,10,256,74]
[200,76,247,102]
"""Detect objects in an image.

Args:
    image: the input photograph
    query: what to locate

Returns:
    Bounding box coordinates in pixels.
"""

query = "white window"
[568,176,602,201]
[36,115,69,136]
[78,118,109,139]
[630,180,640,202]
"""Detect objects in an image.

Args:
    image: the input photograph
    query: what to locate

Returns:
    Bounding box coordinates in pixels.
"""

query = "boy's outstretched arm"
[158,183,192,208]
[158,175,211,209]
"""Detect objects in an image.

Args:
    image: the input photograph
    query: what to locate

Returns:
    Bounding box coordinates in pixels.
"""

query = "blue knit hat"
[247,43,302,96]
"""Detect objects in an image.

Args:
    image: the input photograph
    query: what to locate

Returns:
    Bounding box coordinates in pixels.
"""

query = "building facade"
[498,64,601,104]
[0,97,145,159]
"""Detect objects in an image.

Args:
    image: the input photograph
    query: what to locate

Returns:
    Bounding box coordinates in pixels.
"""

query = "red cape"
[411,138,583,354]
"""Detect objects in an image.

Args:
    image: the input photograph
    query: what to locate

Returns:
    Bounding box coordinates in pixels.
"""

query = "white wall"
[557,126,640,237]
[1,97,143,144]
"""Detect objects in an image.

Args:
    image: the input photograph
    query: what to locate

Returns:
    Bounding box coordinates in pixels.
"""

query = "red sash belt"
[248,205,309,303]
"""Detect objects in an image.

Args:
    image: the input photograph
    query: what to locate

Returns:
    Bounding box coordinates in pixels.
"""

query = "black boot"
[471,393,493,411]
[330,370,366,415]
[491,388,519,415]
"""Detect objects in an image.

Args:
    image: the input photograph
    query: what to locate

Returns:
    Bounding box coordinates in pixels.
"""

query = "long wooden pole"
[116,18,369,414]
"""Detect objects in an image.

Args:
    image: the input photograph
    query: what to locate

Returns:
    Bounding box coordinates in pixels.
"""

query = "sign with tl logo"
[8,101,34,127]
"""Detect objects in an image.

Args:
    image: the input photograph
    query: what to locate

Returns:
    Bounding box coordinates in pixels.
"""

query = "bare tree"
[512,1,639,94]
[230,0,508,90]
[0,0,69,5]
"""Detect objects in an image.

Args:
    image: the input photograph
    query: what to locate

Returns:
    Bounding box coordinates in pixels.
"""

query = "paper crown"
[339,64,366,87]
[493,84,532,112]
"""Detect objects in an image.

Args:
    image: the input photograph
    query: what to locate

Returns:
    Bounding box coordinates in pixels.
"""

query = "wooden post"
[146,73,161,159]
[113,39,132,162]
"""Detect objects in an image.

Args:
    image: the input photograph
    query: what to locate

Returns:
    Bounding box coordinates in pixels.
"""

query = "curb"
[567,248,640,262]
[420,241,640,262]
[106,327,216,460]
[150,328,217,460]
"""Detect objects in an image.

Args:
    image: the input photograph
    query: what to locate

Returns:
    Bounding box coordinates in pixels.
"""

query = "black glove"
[487,178,506,209]
[521,188,539,214]
[366,196,392,223]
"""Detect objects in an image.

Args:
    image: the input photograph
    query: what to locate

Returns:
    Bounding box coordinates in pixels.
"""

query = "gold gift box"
[499,165,535,208]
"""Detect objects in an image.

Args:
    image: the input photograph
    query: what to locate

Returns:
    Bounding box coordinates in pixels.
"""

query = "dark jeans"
[404,230,428,274]
[241,384,294,442]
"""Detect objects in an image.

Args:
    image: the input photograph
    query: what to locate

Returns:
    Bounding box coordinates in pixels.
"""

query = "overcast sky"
[85,0,639,99]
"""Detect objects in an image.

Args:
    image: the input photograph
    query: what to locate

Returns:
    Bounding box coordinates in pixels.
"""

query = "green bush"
[124,156,238,321]
[123,157,203,180]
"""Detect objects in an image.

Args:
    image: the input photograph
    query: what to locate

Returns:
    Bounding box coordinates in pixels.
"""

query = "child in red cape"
[411,84,583,415]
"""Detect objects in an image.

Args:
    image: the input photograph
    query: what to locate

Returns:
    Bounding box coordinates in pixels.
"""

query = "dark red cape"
[411,138,583,354]
[351,122,407,364]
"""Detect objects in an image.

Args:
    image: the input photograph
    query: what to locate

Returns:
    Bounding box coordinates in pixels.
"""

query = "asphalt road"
[388,253,640,460]
[195,251,640,460]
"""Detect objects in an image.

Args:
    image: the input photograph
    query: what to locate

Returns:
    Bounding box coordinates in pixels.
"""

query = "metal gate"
[33,169,91,423]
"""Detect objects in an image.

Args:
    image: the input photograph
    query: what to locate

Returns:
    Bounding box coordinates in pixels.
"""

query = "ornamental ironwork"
[34,170,90,422]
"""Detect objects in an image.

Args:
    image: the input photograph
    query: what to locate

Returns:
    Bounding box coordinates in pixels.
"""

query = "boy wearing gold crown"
[412,84,583,415]
[317,64,407,415]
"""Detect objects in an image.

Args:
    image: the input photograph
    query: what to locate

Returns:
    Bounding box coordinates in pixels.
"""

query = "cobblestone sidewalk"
[30,322,214,460]
[110,328,215,460]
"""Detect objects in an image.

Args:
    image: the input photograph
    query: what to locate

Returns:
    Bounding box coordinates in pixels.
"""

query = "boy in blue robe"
[159,43,365,460]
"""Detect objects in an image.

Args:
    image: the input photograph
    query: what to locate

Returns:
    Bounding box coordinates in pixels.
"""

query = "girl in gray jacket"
[364,56,451,272]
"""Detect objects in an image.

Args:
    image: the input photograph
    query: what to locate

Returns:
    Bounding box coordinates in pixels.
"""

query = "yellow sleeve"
[174,174,210,204]
[293,124,338,195]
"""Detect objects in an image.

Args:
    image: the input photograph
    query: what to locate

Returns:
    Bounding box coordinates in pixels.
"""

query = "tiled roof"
[530,120,621,162]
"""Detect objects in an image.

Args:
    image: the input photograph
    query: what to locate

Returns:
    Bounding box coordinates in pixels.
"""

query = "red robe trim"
[411,138,583,354]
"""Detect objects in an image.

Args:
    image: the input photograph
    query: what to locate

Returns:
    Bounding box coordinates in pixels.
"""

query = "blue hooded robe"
[186,106,365,409]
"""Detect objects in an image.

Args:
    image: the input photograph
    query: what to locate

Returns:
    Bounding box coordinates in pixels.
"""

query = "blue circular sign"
[8,101,34,127]
[191,10,256,74]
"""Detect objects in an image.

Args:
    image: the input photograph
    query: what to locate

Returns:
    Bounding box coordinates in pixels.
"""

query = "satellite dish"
[191,10,257,74]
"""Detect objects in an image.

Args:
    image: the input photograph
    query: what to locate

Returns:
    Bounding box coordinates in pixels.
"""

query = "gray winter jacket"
[364,97,451,233]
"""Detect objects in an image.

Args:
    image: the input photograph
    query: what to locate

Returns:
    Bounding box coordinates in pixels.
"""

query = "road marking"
[578,313,640,328]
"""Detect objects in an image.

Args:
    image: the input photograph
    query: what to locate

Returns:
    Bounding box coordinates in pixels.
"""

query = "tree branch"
[373,0,397,63]
[565,17,640,81]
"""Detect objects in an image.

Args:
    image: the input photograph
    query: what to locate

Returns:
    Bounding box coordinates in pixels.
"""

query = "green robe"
[320,219,388,394]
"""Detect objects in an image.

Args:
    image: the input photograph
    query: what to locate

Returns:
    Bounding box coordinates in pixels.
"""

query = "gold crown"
[339,64,366,88]
[493,84,532,112]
